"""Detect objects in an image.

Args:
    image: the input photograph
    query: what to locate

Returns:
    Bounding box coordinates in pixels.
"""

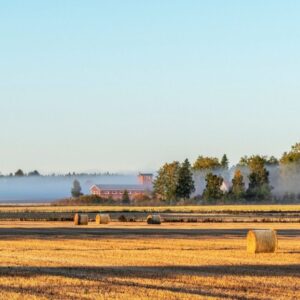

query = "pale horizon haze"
[1,1,300,174]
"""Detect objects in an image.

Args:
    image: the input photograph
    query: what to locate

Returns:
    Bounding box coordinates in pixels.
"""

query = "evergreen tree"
[202,173,223,202]
[176,159,195,199]
[246,155,272,200]
[28,170,40,176]
[231,169,245,199]
[221,154,229,169]
[122,190,130,204]
[71,179,82,197]
[153,161,180,202]
[15,169,24,176]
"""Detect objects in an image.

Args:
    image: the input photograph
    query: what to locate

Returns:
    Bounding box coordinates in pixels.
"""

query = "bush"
[118,215,127,222]
[52,195,108,206]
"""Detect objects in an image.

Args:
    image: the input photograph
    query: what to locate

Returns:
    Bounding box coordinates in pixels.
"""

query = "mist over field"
[193,164,300,200]
[0,175,137,203]
[2,162,300,203]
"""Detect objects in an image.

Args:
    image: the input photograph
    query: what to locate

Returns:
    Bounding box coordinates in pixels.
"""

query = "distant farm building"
[90,173,153,200]
[90,184,149,200]
[138,173,153,185]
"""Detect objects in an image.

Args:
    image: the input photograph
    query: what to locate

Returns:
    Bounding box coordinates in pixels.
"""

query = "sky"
[1,1,300,174]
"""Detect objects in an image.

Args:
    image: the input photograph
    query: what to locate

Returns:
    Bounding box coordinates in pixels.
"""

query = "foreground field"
[0,222,299,299]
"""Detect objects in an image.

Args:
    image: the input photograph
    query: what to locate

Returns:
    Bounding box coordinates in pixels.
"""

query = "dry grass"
[0,204,299,213]
[0,221,298,299]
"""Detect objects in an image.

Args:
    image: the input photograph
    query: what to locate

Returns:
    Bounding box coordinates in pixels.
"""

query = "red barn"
[90,184,149,200]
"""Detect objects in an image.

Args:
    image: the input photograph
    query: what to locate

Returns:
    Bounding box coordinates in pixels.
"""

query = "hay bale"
[247,229,277,253]
[95,214,110,224]
[147,214,161,225]
[74,213,88,225]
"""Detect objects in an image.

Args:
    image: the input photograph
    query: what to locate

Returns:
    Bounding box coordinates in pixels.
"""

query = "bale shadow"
[0,264,298,279]
[0,227,299,240]
[0,264,298,299]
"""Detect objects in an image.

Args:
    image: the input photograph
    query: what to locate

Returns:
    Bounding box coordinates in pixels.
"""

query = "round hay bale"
[74,213,88,225]
[247,229,277,253]
[147,214,161,225]
[95,214,110,224]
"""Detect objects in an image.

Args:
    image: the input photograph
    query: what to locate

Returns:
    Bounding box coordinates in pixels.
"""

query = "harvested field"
[0,204,299,213]
[0,221,298,299]
[0,204,299,223]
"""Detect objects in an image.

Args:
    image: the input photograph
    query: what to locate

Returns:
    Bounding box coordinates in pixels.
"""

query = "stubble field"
[0,220,299,299]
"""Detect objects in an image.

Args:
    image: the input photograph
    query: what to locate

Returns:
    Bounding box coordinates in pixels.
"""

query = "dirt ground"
[0,221,298,299]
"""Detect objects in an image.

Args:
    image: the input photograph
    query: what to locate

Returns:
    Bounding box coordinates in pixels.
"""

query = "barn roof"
[92,184,146,191]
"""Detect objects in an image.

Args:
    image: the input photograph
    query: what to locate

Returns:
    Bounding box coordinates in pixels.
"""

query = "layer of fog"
[193,164,300,199]
[0,175,138,203]
[1,163,299,203]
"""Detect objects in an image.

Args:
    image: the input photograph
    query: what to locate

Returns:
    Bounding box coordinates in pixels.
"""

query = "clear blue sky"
[1,1,300,174]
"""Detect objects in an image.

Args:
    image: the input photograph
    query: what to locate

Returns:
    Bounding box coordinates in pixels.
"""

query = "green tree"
[122,190,130,204]
[246,155,272,200]
[193,156,221,170]
[221,154,229,169]
[153,161,180,202]
[15,169,24,176]
[71,179,82,197]
[176,159,195,199]
[239,155,278,167]
[279,142,300,195]
[266,156,279,166]
[28,170,40,176]
[280,143,300,164]
[238,156,249,167]
[231,169,245,199]
[202,173,223,202]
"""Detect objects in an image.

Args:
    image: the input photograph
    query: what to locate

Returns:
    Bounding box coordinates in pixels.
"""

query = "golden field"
[0,221,298,299]
[0,204,299,213]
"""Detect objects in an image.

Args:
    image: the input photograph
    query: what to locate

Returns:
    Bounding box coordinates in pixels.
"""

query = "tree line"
[153,142,300,203]
[0,170,117,177]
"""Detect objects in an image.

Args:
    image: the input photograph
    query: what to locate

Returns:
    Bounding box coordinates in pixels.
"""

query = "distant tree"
[15,169,24,177]
[176,159,195,199]
[193,156,221,170]
[279,142,300,196]
[122,190,130,204]
[153,161,180,202]
[28,170,40,176]
[280,143,300,164]
[221,154,229,169]
[231,169,245,199]
[71,179,82,197]
[239,155,278,167]
[238,156,249,167]
[266,156,279,166]
[202,173,223,202]
[246,155,272,200]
